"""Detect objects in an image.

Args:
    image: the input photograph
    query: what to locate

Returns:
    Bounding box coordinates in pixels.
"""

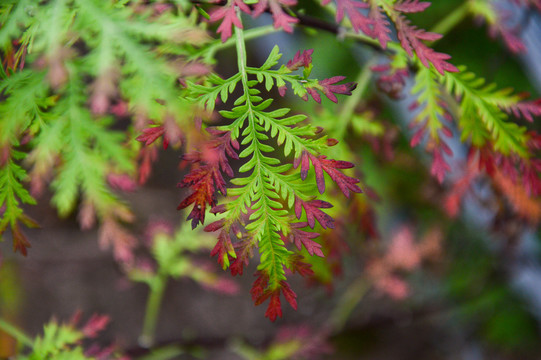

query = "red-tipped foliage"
[294,198,334,229]
[253,0,299,32]
[500,99,541,122]
[137,146,158,185]
[430,148,451,184]
[394,0,431,13]
[177,165,224,228]
[288,254,315,277]
[373,63,409,99]
[322,0,372,35]
[251,272,298,321]
[265,292,283,321]
[394,15,458,75]
[136,125,169,149]
[178,129,239,229]
[287,222,324,257]
[81,314,110,338]
[369,4,392,48]
[209,230,234,268]
[295,151,362,197]
[286,49,314,71]
[307,76,357,104]
[209,0,251,42]
[12,222,31,256]
[230,239,255,275]
[480,4,527,53]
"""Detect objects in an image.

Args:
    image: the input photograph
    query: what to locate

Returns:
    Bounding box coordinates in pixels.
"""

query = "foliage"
[2,313,123,360]
[1,0,541,357]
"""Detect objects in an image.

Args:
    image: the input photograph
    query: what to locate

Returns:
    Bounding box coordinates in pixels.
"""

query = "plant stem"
[0,318,33,347]
[139,275,167,348]
[206,25,279,57]
[335,60,374,139]
[235,15,249,90]
[429,2,470,41]
[329,276,371,331]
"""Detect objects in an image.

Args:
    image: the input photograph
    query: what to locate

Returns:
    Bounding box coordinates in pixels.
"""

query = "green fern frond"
[0,150,36,235]
[443,66,529,156]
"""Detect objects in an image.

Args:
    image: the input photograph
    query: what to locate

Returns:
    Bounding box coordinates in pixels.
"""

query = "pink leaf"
[369,4,392,48]
[394,0,431,13]
[209,0,251,42]
[430,148,451,183]
[332,0,372,35]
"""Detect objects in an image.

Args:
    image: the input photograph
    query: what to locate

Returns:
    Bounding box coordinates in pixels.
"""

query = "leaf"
[136,125,168,149]
[209,0,251,42]
[286,49,314,72]
[323,0,372,35]
[288,222,324,257]
[253,0,299,33]
[296,152,362,197]
[294,198,334,229]
[260,45,283,71]
[394,14,458,75]
[394,0,431,13]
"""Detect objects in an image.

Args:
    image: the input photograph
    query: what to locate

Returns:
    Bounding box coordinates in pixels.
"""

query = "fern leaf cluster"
[178,26,360,319]
[0,0,206,255]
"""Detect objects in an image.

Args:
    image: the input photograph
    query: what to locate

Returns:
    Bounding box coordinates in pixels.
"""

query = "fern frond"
[443,66,529,156]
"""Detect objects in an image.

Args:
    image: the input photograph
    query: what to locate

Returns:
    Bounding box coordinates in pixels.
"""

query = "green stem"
[335,60,374,139]
[0,318,33,347]
[139,275,167,348]
[234,12,250,94]
[329,276,371,331]
[202,25,279,60]
[429,2,470,41]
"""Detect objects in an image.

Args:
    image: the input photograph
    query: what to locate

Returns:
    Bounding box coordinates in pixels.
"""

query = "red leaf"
[12,223,31,256]
[288,254,315,277]
[178,130,238,228]
[296,152,362,197]
[137,146,158,185]
[265,292,282,321]
[229,240,254,276]
[288,222,324,257]
[251,271,269,303]
[204,219,226,233]
[280,281,297,310]
[394,15,458,75]
[82,314,110,338]
[286,49,314,71]
[294,198,334,229]
[252,278,298,321]
[177,166,221,228]
[316,76,357,103]
[210,230,236,269]
[136,125,168,149]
